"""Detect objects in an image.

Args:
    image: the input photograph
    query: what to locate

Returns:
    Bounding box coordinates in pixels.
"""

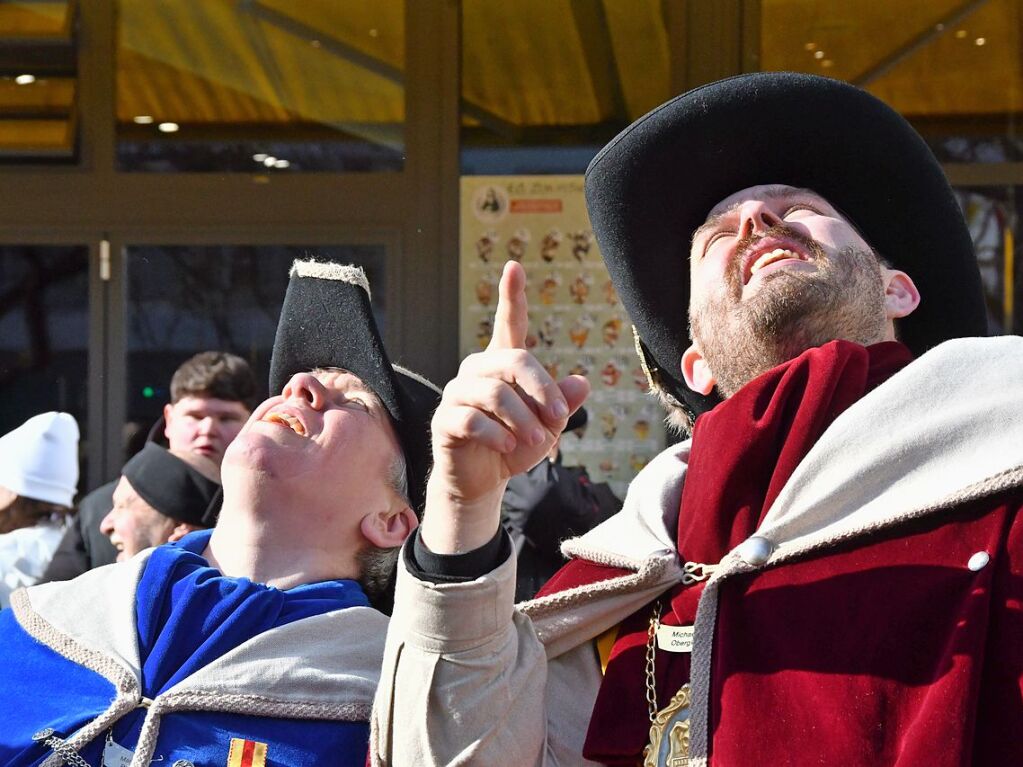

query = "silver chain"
[644,599,662,723]
[40,734,92,767]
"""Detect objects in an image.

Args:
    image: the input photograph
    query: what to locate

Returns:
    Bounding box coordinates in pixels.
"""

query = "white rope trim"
[520,555,676,624]
[289,260,371,300]
[12,588,141,766]
[392,364,442,395]
[158,689,373,721]
[127,688,373,765]
[559,539,657,570]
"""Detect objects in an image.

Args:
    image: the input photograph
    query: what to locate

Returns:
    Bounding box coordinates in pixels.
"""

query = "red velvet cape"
[538,341,1023,765]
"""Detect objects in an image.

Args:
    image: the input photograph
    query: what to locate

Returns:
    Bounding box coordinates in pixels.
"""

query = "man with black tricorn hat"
[0,260,440,766]
[373,73,1023,766]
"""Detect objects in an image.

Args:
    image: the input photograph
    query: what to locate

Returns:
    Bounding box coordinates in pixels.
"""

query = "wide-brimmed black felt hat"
[586,71,986,422]
[269,260,441,515]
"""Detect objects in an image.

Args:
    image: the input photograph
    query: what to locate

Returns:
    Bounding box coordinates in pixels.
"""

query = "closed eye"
[702,230,736,257]
[783,204,823,217]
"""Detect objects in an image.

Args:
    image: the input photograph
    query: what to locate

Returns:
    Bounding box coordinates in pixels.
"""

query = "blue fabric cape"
[0,530,372,765]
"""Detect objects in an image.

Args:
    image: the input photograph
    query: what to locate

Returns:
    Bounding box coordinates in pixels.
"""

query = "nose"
[281,372,327,410]
[196,416,217,435]
[737,199,782,238]
[100,509,115,536]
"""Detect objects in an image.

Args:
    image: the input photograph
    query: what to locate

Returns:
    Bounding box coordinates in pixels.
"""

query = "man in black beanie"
[375,73,1023,767]
[0,260,439,767]
[99,443,221,561]
[43,350,258,581]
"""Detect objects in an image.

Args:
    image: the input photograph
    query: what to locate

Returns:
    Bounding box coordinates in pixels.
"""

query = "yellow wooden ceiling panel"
[119,1,281,113]
[463,0,604,126]
[117,0,402,127]
[760,0,1022,116]
[0,118,70,150]
[760,0,964,81]
[258,0,404,69]
[117,48,293,123]
[259,21,403,124]
[604,0,672,121]
[0,2,69,38]
[868,0,1022,115]
[0,78,74,112]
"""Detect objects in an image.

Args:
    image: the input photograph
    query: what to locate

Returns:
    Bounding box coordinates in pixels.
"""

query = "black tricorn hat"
[586,71,986,423]
[268,260,441,515]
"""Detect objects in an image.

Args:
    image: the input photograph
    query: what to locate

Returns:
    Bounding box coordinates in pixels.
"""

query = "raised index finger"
[488,260,529,351]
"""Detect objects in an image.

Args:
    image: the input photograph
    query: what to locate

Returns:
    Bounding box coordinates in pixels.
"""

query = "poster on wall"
[459,175,666,497]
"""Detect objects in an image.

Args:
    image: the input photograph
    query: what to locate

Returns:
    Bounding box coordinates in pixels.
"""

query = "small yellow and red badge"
[227,738,267,767]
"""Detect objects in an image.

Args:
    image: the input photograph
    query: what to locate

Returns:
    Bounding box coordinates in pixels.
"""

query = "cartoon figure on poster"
[602,316,622,347]
[538,272,561,306]
[570,314,595,349]
[570,273,593,304]
[507,228,530,261]
[569,230,594,261]
[476,230,499,263]
[475,271,498,307]
[541,229,563,262]
[600,358,622,387]
[570,354,594,377]
[538,314,561,349]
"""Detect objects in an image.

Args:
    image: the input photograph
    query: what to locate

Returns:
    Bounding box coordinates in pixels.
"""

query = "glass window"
[0,2,77,161]
[756,0,1023,163]
[115,1,405,172]
[956,187,1021,336]
[461,0,681,174]
[0,245,90,484]
[124,245,387,429]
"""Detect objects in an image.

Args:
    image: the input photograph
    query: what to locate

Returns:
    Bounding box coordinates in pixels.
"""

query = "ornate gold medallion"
[642,683,691,767]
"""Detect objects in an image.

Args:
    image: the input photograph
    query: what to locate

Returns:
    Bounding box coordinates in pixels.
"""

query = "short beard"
[690,234,888,398]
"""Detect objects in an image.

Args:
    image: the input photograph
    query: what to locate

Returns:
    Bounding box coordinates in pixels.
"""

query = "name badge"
[656,624,695,653]
[102,737,134,767]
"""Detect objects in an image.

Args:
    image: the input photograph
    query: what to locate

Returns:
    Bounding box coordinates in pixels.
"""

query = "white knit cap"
[0,412,80,507]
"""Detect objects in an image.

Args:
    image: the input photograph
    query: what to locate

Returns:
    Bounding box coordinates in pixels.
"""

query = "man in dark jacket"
[501,407,620,601]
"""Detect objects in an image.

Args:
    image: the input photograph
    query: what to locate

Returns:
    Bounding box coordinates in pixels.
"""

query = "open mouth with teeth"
[746,247,810,284]
[262,412,307,436]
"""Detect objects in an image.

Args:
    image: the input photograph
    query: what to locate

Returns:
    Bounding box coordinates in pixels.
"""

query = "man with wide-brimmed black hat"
[375,73,1023,766]
[0,260,440,767]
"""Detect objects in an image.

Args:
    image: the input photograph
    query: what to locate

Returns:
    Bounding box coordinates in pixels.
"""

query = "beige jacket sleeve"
[371,548,603,766]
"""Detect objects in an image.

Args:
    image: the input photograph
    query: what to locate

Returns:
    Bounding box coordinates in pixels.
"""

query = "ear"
[681,344,716,396]
[882,269,920,320]
[360,506,418,549]
[168,522,202,543]
[162,403,174,440]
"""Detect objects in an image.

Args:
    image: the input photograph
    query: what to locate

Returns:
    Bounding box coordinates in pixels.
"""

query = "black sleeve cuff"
[405,526,511,583]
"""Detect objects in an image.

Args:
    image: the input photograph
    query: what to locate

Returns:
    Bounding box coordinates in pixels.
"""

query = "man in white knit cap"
[0,411,79,606]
